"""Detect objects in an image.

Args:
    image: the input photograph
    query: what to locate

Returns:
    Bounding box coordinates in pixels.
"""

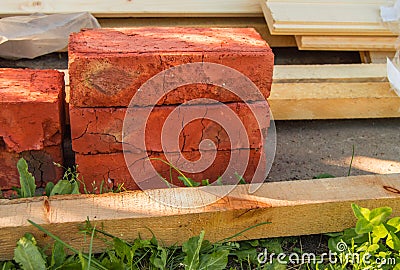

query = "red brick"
[0,145,63,192]
[75,149,266,192]
[0,68,64,152]
[70,102,270,154]
[0,68,64,193]
[69,27,274,107]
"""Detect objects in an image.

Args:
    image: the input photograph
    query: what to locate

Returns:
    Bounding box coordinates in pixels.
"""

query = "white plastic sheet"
[0,12,100,59]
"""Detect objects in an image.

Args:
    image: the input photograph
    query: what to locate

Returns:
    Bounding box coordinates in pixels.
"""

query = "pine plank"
[261,0,395,36]
[0,0,262,17]
[270,64,400,119]
[0,174,399,260]
[295,35,398,51]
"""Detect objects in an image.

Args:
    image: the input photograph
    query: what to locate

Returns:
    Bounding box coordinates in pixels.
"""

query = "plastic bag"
[0,12,100,59]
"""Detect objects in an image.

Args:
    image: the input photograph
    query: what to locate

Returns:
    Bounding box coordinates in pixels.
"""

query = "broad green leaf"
[113,237,131,261]
[17,158,36,198]
[183,231,205,270]
[45,182,55,197]
[149,247,167,269]
[50,180,73,196]
[71,181,80,194]
[355,218,374,234]
[13,233,46,270]
[230,248,258,263]
[387,231,400,250]
[352,204,370,220]
[367,243,380,252]
[178,176,200,187]
[50,241,66,269]
[388,217,400,233]
[369,207,392,225]
[199,250,229,270]
[201,179,210,186]
[373,224,389,239]
[259,239,284,254]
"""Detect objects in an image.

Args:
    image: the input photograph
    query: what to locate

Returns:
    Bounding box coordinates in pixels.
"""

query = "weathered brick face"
[70,102,269,155]
[0,68,64,194]
[69,27,274,107]
[68,27,274,190]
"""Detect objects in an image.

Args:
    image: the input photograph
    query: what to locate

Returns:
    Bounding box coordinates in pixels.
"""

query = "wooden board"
[98,17,297,48]
[296,35,398,51]
[270,64,400,120]
[361,51,397,64]
[260,0,395,36]
[0,0,262,17]
[0,173,400,260]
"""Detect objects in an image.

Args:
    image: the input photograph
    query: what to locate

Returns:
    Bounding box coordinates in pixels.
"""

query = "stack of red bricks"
[0,68,64,196]
[69,27,274,190]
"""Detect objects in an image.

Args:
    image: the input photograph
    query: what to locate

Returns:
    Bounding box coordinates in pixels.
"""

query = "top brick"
[69,27,274,107]
[0,68,64,152]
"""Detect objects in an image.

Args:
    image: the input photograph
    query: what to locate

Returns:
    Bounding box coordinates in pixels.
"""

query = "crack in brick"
[0,137,5,150]
[72,122,90,141]
[199,107,209,148]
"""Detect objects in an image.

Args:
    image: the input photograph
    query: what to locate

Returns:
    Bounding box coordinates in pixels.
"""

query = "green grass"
[2,204,400,269]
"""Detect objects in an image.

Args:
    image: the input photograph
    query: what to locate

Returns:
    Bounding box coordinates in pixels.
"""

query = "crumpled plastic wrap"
[0,12,100,59]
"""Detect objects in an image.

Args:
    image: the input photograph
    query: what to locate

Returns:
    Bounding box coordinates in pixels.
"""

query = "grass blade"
[215,222,271,244]
[27,220,108,270]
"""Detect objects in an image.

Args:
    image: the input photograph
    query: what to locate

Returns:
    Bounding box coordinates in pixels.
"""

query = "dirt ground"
[268,118,400,181]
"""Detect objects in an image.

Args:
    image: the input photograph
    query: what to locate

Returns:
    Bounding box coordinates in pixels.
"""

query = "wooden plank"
[0,174,399,260]
[270,64,400,119]
[296,35,398,51]
[272,63,387,83]
[369,51,396,63]
[260,0,395,36]
[0,0,262,17]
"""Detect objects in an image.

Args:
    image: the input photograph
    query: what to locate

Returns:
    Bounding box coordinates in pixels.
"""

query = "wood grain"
[260,0,395,36]
[0,174,400,260]
[296,35,398,51]
[0,0,262,17]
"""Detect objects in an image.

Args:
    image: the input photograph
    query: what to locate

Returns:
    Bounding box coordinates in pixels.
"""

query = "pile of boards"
[260,0,399,62]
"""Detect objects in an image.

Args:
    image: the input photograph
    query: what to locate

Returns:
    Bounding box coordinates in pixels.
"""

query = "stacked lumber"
[0,0,262,17]
[68,27,274,191]
[260,0,399,57]
[0,69,64,194]
[270,63,400,119]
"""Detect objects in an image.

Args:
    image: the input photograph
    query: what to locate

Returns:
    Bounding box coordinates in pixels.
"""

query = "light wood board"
[270,64,400,119]
[0,0,262,17]
[260,0,395,36]
[296,35,398,51]
[0,173,399,260]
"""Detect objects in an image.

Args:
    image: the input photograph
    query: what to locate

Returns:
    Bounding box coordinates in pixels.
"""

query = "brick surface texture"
[0,68,64,193]
[68,27,274,190]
